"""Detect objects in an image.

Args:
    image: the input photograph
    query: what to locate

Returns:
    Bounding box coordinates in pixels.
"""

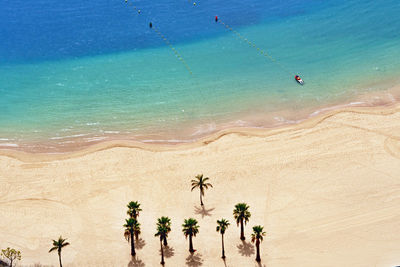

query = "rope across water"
[217,19,294,77]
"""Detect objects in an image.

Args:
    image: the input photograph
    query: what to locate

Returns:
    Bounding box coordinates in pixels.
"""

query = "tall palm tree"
[49,236,70,267]
[182,218,199,253]
[216,218,230,259]
[191,174,213,206]
[127,201,142,220]
[251,225,266,262]
[233,203,251,240]
[155,224,168,265]
[157,216,172,246]
[124,218,137,256]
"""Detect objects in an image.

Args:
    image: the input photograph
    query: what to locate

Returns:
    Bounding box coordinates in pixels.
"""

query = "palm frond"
[48,247,57,253]
[124,229,131,242]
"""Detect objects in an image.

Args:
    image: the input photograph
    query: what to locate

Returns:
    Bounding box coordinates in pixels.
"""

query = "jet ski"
[295,75,304,85]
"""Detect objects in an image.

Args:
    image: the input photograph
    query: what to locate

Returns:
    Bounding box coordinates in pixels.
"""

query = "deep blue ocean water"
[1,0,400,151]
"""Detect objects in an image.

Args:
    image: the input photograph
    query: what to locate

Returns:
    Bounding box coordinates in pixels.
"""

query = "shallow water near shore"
[1,0,400,152]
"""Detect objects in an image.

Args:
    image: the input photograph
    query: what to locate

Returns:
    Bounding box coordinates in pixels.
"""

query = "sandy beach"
[1,105,400,267]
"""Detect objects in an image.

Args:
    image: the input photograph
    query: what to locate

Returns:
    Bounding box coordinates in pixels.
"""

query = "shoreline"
[1,102,400,162]
[1,82,399,155]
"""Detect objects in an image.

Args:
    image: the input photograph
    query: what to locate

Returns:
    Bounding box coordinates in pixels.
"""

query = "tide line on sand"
[1,103,399,163]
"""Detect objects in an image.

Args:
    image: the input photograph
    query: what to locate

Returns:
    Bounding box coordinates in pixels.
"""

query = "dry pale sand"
[1,105,400,267]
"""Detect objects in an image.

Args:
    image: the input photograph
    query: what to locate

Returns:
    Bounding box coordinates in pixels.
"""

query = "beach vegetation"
[251,225,266,262]
[191,174,213,206]
[157,216,172,246]
[155,223,169,265]
[127,201,142,220]
[48,236,70,267]
[233,203,251,240]
[1,247,21,267]
[216,218,230,259]
[182,218,199,253]
[124,218,138,256]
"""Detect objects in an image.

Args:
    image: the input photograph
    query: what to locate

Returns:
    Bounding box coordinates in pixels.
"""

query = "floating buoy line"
[214,17,299,80]
[123,0,193,76]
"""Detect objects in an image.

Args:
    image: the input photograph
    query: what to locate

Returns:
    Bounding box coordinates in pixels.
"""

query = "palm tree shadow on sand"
[128,256,145,267]
[163,245,175,258]
[194,206,215,218]
[186,253,203,267]
[237,240,255,257]
[135,238,146,250]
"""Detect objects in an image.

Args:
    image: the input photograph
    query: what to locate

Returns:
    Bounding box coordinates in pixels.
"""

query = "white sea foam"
[0,143,19,147]
[50,133,89,140]
[85,137,107,142]
[234,120,248,126]
[191,123,217,136]
[273,117,298,124]
[349,101,364,105]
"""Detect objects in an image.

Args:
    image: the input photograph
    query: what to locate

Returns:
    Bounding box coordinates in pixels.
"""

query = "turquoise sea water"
[1,0,400,151]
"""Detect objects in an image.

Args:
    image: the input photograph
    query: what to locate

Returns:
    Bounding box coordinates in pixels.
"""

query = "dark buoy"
[149,22,153,28]
[215,16,218,22]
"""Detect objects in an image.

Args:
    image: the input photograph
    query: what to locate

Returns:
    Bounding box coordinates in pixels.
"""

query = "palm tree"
[155,224,168,265]
[216,218,230,259]
[233,203,251,240]
[182,218,199,253]
[191,174,213,206]
[124,218,137,256]
[157,216,172,246]
[127,201,142,220]
[251,225,266,262]
[49,236,70,267]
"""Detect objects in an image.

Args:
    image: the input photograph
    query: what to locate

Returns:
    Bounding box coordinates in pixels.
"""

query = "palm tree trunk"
[135,231,139,240]
[189,235,194,253]
[163,236,168,246]
[240,219,245,240]
[131,231,136,256]
[200,191,203,206]
[221,233,226,259]
[255,240,261,262]
[10,259,13,267]
[58,251,63,267]
[160,239,165,265]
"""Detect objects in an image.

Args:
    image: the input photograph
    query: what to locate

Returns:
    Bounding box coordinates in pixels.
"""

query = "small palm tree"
[127,201,142,220]
[251,225,266,262]
[49,236,70,267]
[233,203,251,240]
[157,216,172,246]
[124,218,137,256]
[155,224,169,265]
[182,218,199,253]
[191,174,213,206]
[216,218,230,259]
